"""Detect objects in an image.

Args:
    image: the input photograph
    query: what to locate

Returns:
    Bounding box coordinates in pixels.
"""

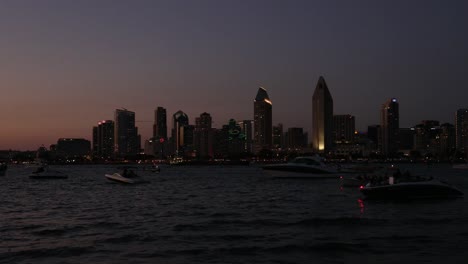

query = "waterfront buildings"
[114,108,140,157]
[172,110,190,156]
[254,87,272,153]
[239,120,254,154]
[332,115,355,144]
[455,109,468,155]
[380,98,399,156]
[194,112,214,159]
[56,138,91,158]
[312,76,333,153]
[93,120,114,159]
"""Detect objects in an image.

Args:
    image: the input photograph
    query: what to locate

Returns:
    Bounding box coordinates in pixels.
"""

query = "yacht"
[262,156,343,178]
[360,177,463,199]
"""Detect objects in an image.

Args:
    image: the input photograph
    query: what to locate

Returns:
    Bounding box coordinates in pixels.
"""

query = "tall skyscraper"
[312,76,333,153]
[172,110,189,156]
[455,109,468,154]
[332,115,355,144]
[254,87,272,152]
[93,120,114,159]
[194,112,214,159]
[380,98,399,156]
[114,108,139,157]
[153,107,167,140]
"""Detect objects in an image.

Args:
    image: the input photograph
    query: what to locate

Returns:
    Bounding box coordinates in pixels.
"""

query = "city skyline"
[1,1,468,150]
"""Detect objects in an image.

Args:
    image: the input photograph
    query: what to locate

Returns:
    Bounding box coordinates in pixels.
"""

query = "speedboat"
[29,166,68,179]
[105,173,135,184]
[360,177,463,200]
[105,168,150,184]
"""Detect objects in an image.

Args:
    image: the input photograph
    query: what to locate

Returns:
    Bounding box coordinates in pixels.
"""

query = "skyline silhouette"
[1,0,468,150]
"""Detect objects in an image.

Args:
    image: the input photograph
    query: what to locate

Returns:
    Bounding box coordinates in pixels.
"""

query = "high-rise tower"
[153,107,167,140]
[254,87,272,152]
[455,109,468,154]
[194,112,214,159]
[93,120,114,159]
[312,76,333,153]
[172,110,189,156]
[380,98,399,156]
[114,108,139,157]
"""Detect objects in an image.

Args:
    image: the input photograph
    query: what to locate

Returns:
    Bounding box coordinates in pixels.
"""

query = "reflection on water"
[0,164,467,263]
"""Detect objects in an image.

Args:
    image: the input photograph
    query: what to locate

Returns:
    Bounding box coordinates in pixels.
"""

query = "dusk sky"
[1,0,468,150]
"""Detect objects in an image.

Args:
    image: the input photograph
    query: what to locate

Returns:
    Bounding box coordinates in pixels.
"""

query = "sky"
[1,0,468,150]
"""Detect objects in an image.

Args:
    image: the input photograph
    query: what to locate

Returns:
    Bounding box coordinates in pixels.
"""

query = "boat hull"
[361,181,463,199]
[105,173,134,184]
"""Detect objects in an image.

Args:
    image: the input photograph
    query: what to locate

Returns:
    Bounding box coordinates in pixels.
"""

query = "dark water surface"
[1,164,467,263]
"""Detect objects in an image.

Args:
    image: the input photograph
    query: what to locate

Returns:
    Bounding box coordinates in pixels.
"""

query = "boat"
[360,176,463,200]
[453,163,468,169]
[105,168,150,184]
[340,175,366,187]
[262,156,341,177]
[105,173,135,184]
[29,166,68,179]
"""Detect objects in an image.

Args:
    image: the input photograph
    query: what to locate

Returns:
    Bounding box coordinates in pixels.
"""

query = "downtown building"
[56,138,91,159]
[171,110,193,157]
[455,109,468,157]
[194,112,214,159]
[312,76,333,153]
[332,115,355,144]
[114,108,140,158]
[238,120,254,154]
[92,120,114,159]
[254,87,272,153]
[152,106,167,158]
[380,98,399,157]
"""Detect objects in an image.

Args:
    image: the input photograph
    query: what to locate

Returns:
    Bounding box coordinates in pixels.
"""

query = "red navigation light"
[359,185,364,189]
[159,138,165,143]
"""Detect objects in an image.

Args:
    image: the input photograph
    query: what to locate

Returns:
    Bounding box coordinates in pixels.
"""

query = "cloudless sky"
[1,0,468,150]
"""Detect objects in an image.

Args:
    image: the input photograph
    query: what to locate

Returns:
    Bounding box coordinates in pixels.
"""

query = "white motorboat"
[360,177,463,200]
[105,173,135,184]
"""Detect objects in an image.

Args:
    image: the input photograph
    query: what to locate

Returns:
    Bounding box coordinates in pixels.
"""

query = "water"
[1,164,468,263]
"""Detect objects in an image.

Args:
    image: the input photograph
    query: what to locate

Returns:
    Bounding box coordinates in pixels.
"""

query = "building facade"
[380,98,399,156]
[93,120,114,159]
[332,115,355,144]
[194,112,214,159]
[254,87,272,153]
[114,108,140,157]
[312,76,333,153]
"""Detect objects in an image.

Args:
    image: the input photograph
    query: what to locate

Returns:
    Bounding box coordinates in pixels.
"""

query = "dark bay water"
[1,164,468,264]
